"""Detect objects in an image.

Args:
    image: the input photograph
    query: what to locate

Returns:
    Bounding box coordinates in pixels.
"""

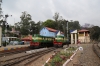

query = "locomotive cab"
[30,34,42,48]
[53,36,66,47]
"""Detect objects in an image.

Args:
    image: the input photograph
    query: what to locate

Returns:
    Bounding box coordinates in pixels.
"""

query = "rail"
[0,47,56,66]
[92,43,100,58]
[0,48,30,57]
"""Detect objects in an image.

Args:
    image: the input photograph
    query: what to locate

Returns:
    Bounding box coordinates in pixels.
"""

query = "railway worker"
[79,46,83,54]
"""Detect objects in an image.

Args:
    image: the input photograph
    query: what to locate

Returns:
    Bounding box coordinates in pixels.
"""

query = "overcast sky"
[1,0,100,26]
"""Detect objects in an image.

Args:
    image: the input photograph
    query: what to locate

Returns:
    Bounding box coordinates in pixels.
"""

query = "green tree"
[19,11,32,35]
[14,22,21,31]
[90,26,100,41]
[53,12,67,32]
[14,12,43,36]
[42,19,56,29]
[29,21,38,35]
[68,20,80,30]
[36,21,43,34]
[0,19,5,34]
[53,12,60,30]
[59,19,67,36]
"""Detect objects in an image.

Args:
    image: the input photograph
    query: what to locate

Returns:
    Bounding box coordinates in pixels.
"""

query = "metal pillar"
[66,20,69,40]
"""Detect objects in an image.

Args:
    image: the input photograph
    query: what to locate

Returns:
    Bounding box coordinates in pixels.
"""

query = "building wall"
[78,36,90,43]
[40,27,56,37]
[78,32,90,43]
[0,26,2,46]
[57,31,64,36]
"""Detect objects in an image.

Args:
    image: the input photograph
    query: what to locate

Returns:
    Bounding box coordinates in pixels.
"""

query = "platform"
[0,44,30,52]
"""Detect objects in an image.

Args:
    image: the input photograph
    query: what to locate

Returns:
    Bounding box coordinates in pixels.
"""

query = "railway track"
[92,43,100,58]
[0,48,31,57]
[0,47,56,66]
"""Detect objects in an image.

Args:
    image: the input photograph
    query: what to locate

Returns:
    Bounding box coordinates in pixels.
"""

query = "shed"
[21,35,32,41]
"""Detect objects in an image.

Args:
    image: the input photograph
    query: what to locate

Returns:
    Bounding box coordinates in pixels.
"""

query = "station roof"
[78,29,89,32]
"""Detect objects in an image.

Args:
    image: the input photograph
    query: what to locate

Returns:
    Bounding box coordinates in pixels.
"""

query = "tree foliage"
[68,20,80,30]
[53,12,61,30]
[14,11,43,36]
[42,19,56,29]
[19,11,31,35]
[89,26,100,41]
[10,11,100,41]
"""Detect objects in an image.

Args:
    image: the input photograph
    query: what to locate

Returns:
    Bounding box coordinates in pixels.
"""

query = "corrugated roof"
[78,29,89,32]
[46,27,57,32]
[21,35,32,41]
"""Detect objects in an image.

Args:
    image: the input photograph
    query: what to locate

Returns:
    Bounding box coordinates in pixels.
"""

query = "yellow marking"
[8,48,11,50]
[14,47,16,49]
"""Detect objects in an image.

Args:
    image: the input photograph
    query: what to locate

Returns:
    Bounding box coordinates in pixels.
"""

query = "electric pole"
[66,20,69,40]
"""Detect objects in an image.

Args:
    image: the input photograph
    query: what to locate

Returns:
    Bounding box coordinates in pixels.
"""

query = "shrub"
[52,54,62,63]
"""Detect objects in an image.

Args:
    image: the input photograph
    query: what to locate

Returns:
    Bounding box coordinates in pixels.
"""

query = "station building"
[70,29,90,44]
[78,29,90,43]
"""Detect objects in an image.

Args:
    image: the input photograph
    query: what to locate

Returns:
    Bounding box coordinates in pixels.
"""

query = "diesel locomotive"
[30,34,70,48]
[54,35,69,47]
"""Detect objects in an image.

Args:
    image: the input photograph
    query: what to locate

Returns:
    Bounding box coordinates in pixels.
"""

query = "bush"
[52,54,62,63]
